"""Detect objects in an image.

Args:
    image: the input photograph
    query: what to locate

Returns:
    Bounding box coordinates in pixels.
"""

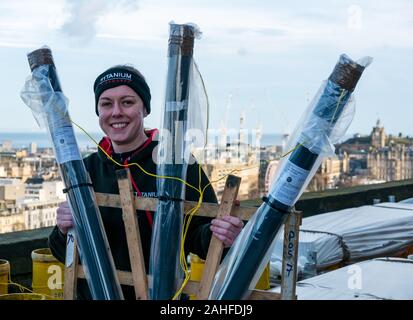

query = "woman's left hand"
[210,215,244,248]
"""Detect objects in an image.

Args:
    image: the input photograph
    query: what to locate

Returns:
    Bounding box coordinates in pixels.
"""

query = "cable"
[0,269,61,300]
[72,117,308,299]
[66,110,315,300]
[25,68,332,299]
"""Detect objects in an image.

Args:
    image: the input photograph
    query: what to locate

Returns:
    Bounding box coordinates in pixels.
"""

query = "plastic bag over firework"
[209,54,372,300]
[149,23,208,300]
[20,47,123,300]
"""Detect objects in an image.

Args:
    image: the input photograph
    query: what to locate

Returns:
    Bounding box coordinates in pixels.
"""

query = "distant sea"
[0,131,353,149]
[0,132,101,149]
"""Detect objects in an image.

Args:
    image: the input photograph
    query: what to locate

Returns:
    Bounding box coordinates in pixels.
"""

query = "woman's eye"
[100,102,111,107]
[123,100,134,106]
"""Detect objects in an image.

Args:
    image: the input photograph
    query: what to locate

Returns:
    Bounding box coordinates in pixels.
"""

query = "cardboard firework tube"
[215,54,369,300]
[267,54,365,212]
[149,24,196,300]
[27,47,123,300]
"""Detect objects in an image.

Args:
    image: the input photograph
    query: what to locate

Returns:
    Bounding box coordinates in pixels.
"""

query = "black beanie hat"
[93,66,151,116]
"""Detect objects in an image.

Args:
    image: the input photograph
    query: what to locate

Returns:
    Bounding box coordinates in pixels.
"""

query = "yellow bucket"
[31,248,64,300]
[0,293,48,300]
[0,259,10,295]
[190,254,205,282]
[255,263,270,290]
[189,254,271,298]
[188,254,204,300]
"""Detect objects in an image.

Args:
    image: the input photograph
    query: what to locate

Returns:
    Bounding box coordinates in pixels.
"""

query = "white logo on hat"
[100,72,132,83]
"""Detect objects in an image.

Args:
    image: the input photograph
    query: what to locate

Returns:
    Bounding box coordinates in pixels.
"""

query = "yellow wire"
[53,97,341,300]
[168,91,348,298]
[330,89,346,126]
[71,119,201,194]
[27,74,346,300]
[0,270,60,300]
[71,119,206,299]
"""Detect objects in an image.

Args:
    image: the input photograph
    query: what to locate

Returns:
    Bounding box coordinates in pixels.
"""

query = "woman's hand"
[56,201,73,235]
[210,215,244,248]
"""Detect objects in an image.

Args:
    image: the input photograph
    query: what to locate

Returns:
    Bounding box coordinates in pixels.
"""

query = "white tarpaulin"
[270,202,413,280]
[270,258,413,300]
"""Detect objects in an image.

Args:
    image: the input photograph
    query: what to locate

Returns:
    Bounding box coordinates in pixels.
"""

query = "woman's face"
[98,85,147,152]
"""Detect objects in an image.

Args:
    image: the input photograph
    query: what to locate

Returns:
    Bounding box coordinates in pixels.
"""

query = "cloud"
[1,0,412,53]
[0,40,38,48]
[237,47,248,56]
[59,0,140,44]
[227,27,285,38]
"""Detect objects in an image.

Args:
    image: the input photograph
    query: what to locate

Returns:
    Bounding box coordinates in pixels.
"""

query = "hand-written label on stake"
[288,231,295,257]
[286,263,294,277]
[65,229,75,267]
[284,229,297,278]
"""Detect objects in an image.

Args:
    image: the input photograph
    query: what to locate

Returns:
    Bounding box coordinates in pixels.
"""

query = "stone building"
[308,153,350,191]
[368,144,413,181]
[367,120,413,182]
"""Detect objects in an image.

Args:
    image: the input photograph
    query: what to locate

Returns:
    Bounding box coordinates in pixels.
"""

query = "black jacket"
[48,129,217,299]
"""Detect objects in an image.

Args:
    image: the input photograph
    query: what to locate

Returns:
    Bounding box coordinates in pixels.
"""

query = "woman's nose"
[111,101,123,116]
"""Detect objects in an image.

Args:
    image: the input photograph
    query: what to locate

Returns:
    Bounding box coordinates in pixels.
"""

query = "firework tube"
[21,47,123,300]
[149,24,199,300]
[210,54,372,300]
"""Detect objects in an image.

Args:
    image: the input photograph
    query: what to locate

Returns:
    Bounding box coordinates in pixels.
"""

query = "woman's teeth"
[112,123,127,128]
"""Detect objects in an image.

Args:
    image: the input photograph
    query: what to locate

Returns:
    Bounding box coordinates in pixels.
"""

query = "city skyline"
[0,0,412,136]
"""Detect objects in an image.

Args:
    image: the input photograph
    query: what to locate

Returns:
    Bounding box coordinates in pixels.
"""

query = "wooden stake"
[94,192,257,220]
[116,169,148,300]
[196,175,241,300]
[63,234,78,300]
[280,209,302,300]
[64,172,300,301]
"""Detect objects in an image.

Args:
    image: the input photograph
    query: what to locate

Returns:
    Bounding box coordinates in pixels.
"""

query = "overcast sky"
[0,0,412,138]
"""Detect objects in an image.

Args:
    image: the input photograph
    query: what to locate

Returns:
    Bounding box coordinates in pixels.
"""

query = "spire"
[239,110,246,145]
[376,118,381,128]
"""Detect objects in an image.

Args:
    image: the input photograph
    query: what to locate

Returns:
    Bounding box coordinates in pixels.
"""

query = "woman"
[48,65,243,299]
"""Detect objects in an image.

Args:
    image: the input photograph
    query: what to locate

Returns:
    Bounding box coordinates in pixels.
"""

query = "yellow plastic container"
[189,254,204,300]
[190,254,205,282]
[255,263,270,290]
[31,248,65,300]
[189,254,271,298]
[0,293,48,300]
[0,259,10,295]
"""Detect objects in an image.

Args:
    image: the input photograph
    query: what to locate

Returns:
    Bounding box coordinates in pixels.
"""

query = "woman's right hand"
[56,201,73,235]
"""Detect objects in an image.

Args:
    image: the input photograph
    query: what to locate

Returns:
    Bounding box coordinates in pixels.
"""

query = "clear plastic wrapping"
[274,258,413,300]
[21,65,82,164]
[209,203,285,299]
[269,54,372,210]
[149,23,206,300]
[209,54,372,300]
[20,47,123,300]
[271,202,413,280]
